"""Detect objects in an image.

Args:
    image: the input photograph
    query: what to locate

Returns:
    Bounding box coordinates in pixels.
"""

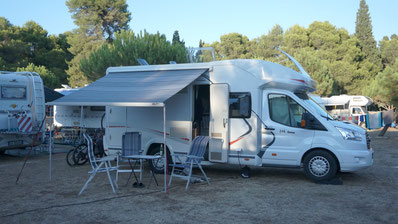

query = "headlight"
[336,127,362,141]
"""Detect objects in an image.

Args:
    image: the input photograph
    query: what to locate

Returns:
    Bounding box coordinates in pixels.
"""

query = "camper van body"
[103,59,373,181]
[0,72,45,152]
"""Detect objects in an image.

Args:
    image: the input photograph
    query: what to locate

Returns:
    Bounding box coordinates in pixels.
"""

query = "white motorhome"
[0,71,45,153]
[104,60,373,181]
[321,95,373,126]
[50,53,373,182]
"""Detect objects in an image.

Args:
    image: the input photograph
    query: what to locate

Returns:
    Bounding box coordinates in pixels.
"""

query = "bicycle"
[65,129,105,166]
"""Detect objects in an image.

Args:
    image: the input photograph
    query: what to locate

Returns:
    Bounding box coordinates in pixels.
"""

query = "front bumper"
[339,148,374,172]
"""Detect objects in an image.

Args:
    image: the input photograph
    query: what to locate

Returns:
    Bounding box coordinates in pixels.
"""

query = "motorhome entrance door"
[209,83,229,163]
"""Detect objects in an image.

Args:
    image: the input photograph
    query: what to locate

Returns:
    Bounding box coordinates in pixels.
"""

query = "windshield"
[297,94,334,120]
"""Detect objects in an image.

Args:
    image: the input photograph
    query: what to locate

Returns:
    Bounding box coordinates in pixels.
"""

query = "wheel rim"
[308,156,330,177]
[151,152,165,170]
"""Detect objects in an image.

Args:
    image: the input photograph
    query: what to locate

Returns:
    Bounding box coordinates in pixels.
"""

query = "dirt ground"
[0,129,397,224]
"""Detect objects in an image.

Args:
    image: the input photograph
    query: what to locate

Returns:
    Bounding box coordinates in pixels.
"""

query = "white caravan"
[321,95,373,126]
[102,55,373,182]
[0,71,45,153]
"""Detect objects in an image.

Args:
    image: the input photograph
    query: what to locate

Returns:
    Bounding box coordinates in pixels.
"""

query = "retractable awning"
[48,68,208,107]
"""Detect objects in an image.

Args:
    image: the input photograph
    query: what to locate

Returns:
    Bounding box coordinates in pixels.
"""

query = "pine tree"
[172,30,185,46]
[355,0,381,68]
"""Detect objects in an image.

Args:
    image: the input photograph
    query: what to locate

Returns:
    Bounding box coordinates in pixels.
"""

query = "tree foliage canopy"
[66,0,131,42]
[65,0,131,86]
[17,63,60,89]
[80,30,187,82]
[0,17,71,86]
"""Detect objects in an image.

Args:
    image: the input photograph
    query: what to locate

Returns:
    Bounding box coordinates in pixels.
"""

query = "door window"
[352,107,363,115]
[268,94,307,128]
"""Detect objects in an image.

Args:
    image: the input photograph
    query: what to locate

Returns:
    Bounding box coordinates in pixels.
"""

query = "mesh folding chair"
[78,133,118,196]
[168,136,210,190]
[116,132,144,187]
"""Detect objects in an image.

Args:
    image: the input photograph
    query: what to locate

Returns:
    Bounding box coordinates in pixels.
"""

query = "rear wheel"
[147,145,172,174]
[66,149,75,166]
[303,150,338,182]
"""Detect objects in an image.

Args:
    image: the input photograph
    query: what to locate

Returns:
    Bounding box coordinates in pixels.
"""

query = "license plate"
[8,140,23,146]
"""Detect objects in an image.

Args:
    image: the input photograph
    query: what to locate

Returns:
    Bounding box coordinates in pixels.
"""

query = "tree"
[355,0,381,69]
[172,30,185,46]
[0,18,71,85]
[380,35,398,67]
[65,0,131,86]
[212,33,250,59]
[80,30,187,81]
[365,59,398,109]
[249,25,283,61]
[66,0,131,42]
[17,63,60,89]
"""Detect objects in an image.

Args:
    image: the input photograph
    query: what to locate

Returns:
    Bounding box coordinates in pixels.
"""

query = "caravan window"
[229,92,251,118]
[1,86,26,99]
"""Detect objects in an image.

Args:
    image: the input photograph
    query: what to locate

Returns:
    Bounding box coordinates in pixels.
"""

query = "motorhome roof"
[107,59,316,92]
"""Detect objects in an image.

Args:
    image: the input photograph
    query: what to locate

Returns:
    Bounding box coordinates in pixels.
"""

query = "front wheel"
[303,150,338,182]
[147,145,172,174]
[73,144,89,165]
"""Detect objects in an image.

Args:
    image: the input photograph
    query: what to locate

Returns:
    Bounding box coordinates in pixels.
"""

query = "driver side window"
[268,94,307,128]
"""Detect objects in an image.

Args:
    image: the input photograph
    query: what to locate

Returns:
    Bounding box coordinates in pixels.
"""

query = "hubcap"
[309,156,330,177]
[152,152,165,170]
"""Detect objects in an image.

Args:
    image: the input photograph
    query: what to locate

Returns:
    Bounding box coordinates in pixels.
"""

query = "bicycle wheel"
[73,144,89,165]
[66,149,75,166]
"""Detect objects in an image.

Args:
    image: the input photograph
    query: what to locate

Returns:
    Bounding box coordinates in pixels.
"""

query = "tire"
[73,144,89,165]
[303,150,338,182]
[66,149,75,166]
[147,145,172,174]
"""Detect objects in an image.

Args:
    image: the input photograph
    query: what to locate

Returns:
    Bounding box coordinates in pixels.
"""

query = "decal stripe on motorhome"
[291,79,307,85]
[230,118,252,145]
[149,129,190,141]
[229,137,244,145]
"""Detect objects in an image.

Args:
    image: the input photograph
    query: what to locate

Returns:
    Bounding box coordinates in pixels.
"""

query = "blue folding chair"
[168,136,210,190]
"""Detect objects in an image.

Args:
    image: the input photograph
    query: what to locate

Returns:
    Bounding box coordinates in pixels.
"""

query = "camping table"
[122,155,162,188]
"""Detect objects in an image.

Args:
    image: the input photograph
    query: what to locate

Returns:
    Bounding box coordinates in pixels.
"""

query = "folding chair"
[78,133,118,196]
[168,136,210,190]
[116,132,144,187]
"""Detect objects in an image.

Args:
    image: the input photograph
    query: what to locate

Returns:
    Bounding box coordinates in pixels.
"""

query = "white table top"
[122,155,162,159]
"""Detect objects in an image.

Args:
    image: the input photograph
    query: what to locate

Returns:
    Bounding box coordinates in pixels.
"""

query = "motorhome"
[321,95,373,126]
[0,71,45,153]
[50,52,373,182]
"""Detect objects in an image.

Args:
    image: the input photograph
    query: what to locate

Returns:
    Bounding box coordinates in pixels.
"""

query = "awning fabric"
[48,69,207,107]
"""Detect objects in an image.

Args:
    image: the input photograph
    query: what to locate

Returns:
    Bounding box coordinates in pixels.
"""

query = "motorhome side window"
[268,94,307,128]
[1,86,26,99]
[229,92,251,118]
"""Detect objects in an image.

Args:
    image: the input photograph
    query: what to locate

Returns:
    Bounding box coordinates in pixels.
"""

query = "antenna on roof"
[137,58,149,65]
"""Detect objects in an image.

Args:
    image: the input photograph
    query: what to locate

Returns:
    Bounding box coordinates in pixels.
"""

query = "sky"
[1,0,397,47]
